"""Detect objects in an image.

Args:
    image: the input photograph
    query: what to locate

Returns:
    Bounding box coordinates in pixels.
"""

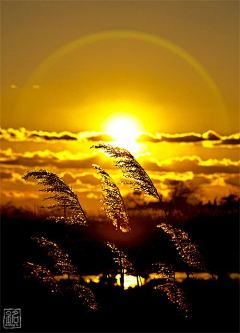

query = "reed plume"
[155,283,190,318]
[93,164,131,233]
[156,223,206,271]
[23,262,62,293]
[67,283,100,311]
[91,143,160,200]
[31,237,78,277]
[31,237,99,310]
[22,169,88,226]
[93,143,206,272]
[106,242,136,275]
[93,164,133,290]
[152,262,175,281]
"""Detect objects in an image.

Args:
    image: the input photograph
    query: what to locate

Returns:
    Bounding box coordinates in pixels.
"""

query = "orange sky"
[1,1,239,213]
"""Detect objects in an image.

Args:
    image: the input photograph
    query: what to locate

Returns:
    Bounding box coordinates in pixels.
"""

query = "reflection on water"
[229,273,240,281]
[82,274,103,283]
[54,274,103,283]
[147,272,185,283]
[54,274,71,281]
[116,272,220,288]
[54,272,239,289]
[115,274,145,289]
[147,272,218,283]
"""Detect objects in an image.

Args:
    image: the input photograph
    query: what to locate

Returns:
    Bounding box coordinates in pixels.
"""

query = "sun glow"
[104,113,143,153]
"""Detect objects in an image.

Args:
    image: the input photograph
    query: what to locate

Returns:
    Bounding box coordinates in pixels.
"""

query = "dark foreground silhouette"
[1,201,239,332]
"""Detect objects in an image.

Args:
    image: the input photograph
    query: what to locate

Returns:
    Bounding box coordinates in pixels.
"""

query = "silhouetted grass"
[1,144,239,332]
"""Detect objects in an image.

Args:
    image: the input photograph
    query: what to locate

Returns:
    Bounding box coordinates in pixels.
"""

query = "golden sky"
[1,1,239,213]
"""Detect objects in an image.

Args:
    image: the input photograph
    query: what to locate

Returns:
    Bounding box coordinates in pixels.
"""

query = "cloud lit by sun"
[1,1,239,215]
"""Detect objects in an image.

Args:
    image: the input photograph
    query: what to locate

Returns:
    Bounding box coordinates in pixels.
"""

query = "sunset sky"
[1,1,239,214]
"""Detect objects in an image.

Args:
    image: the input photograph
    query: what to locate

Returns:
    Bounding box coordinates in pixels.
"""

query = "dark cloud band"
[137,130,240,146]
[0,127,239,147]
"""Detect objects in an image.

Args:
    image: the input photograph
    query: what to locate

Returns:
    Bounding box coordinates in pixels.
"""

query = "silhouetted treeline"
[1,192,239,332]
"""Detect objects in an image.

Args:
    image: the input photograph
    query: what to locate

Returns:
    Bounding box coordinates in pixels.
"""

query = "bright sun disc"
[105,115,142,152]
[108,118,139,142]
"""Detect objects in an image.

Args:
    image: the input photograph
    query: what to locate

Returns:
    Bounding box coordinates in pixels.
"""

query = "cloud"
[1,159,239,211]
[0,128,79,142]
[137,132,203,143]
[2,190,26,199]
[1,190,39,199]
[217,138,240,146]
[225,175,240,187]
[0,171,13,180]
[138,132,204,143]
[189,176,211,186]
[0,127,113,143]
[84,134,113,142]
[0,148,114,170]
[137,130,240,147]
[1,127,239,147]
[140,155,240,175]
[150,173,240,203]
[1,147,239,178]
[60,172,77,184]
[77,173,101,186]
[162,175,211,187]
[149,171,195,184]
[201,130,222,141]
[86,192,100,200]
[59,171,101,186]
[29,133,77,141]
[0,168,36,184]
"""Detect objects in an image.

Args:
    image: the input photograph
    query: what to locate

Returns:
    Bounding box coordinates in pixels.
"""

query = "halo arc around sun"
[19,29,229,130]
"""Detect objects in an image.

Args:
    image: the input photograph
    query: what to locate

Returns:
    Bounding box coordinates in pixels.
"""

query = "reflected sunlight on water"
[148,272,218,283]
[83,274,103,283]
[54,274,102,283]
[115,274,145,289]
[54,274,70,281]
[147,272,220,282]
[229,273,240,281]
[54,272,239,289]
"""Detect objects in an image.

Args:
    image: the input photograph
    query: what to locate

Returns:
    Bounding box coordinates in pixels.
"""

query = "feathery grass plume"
[31,237,78,277]
[106,242,136,274]
[23,262,62,293]
[92,144,206,274]
[91,143,161,200]
[152,262,175,281]
[156,223,206,271]
[93,164,131,233]
[67,283,100,311]
[155,283,191,318]
[22,169,88,226]
[31,237,100,310]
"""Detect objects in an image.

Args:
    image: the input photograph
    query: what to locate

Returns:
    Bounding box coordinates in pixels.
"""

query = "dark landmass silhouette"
[1,192,239,332]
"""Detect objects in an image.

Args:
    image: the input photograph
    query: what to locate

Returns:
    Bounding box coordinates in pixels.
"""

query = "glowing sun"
[105,114,143,152]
